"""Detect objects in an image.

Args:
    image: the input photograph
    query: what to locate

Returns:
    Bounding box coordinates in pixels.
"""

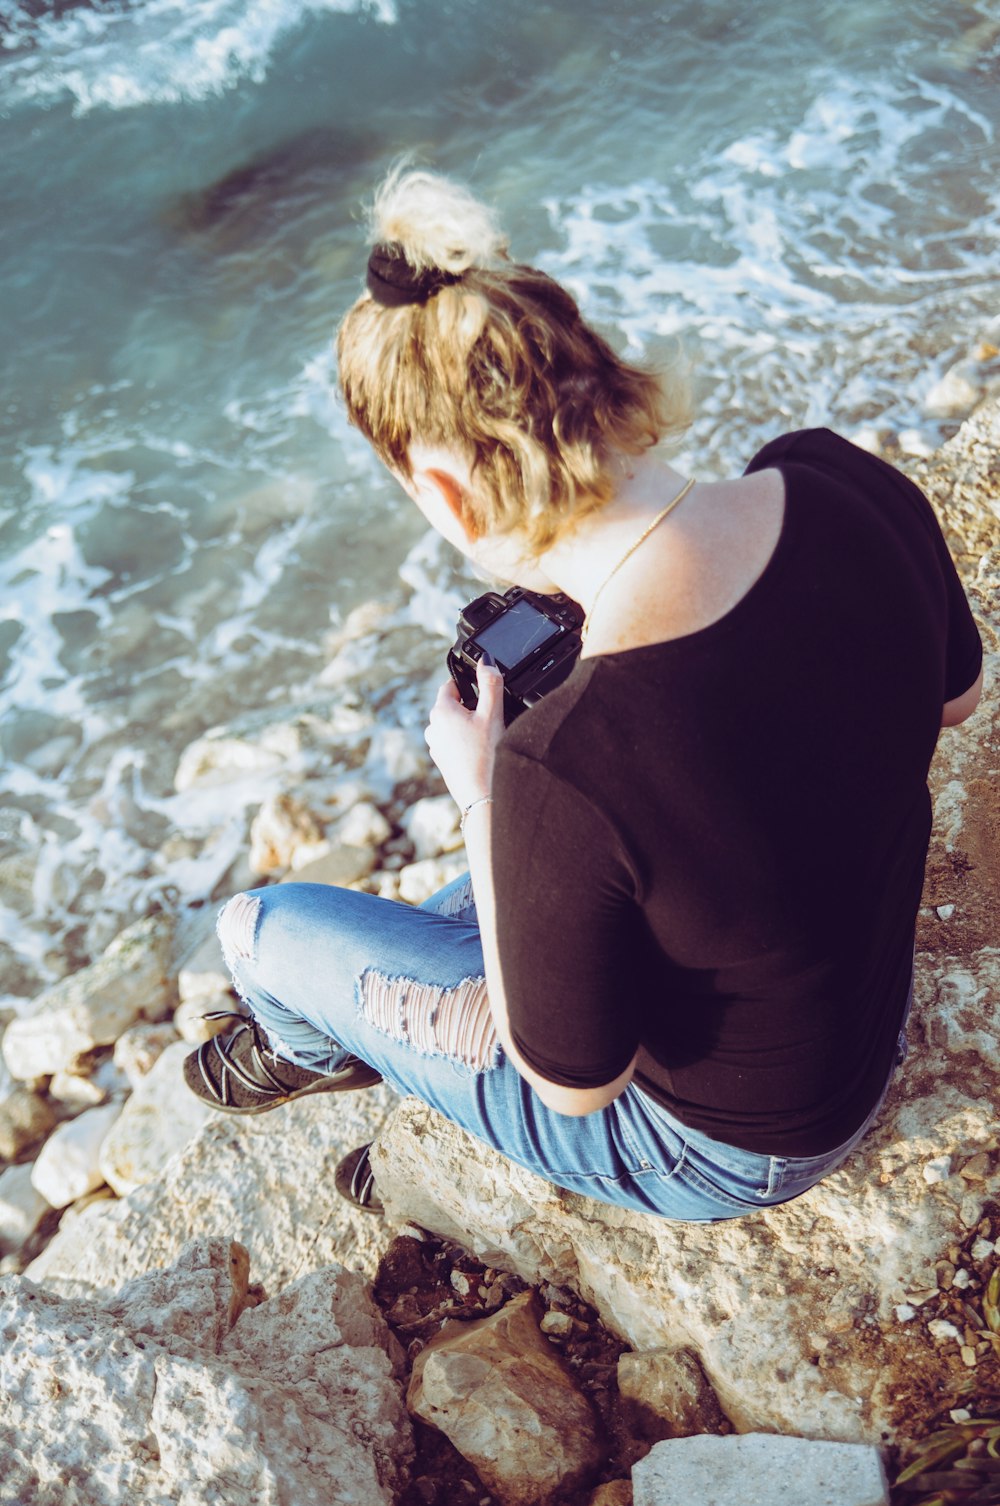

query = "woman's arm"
[941,664,984,727]
[425,660,636,1116]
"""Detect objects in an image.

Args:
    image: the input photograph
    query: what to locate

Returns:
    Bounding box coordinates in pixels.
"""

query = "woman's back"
[493,428,983,1155]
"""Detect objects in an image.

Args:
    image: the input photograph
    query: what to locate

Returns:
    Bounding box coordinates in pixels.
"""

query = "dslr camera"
[448,585,584,724]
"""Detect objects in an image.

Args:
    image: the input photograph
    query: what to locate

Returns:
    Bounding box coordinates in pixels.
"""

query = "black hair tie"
[366,242,464,307]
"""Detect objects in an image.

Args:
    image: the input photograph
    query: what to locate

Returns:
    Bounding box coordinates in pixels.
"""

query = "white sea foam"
[537,68,1000,464]
[2,0,396,113]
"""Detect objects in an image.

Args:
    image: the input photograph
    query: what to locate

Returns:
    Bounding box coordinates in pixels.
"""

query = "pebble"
[960,1195,983,1229]
[952,1268,972,1290]
[922,1155,952,1185]
[971,1238,995,1261]
[47,1072,107,1109]
[893,1304,916,1323]
[928,1319,962,1343]
[961,1345,978,1367]
[936,1261,956,1290]
[959,1151,992,1182]
[540,1310,574,1337]
[450,1270,471,1297]
[950,1409,973,1424]
[935,904,956,920]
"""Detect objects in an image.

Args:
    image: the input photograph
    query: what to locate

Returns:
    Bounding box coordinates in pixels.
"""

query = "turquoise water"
[1,0,999,998]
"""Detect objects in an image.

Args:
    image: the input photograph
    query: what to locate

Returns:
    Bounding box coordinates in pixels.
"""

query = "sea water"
[1,0,999,1002]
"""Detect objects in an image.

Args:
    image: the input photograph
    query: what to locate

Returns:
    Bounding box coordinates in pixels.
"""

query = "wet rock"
[617,1348,727,1441]
[30,1099,123,1209]
[113,1020,180,1089]
[0,1236,412,1506]
[99,1041,216,1196]
[407,1290,602,1506]
[631,1434,888,1506]
[25,1084,398,1298]
[2,913,175,1081]
[0,1084,57,1160]
[0,1163,52,1252]
[923,362,984,420]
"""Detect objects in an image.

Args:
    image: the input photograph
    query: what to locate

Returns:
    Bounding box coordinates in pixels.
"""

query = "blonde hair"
[336,166,690,555]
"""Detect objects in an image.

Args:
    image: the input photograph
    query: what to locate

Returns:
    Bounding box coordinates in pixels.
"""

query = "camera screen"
[473,598,562,670]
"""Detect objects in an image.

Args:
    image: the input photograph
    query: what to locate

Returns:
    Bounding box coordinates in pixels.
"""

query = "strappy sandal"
[334,1142,384,1214]
[182,1015,382,1115]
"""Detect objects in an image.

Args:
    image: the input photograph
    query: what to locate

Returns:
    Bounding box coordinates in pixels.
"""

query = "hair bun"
[369,165,507,276]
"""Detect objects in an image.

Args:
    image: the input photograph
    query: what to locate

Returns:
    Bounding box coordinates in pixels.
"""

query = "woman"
[184,168,984,1221]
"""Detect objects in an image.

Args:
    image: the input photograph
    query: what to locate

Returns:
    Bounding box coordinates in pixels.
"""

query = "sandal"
[334,1142,384,1214]
[182,1016,382,1114]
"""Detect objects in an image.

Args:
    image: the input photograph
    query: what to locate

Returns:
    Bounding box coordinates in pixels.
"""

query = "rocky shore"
[1,396,998,1505]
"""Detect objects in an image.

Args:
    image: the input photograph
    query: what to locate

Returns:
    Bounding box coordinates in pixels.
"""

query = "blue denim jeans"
[217,874,908,1223]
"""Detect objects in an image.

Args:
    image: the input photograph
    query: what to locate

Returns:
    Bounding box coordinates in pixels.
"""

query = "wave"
[0,0,396,113]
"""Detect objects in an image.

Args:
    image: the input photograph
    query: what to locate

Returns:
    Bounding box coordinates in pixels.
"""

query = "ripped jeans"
[218,874,907,1222]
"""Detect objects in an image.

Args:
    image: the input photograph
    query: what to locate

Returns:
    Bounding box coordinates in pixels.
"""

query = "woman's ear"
[422,466,481,543]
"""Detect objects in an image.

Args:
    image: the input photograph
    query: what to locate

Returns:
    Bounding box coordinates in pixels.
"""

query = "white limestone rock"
[1,913,175,1081]
[47,1071,109,1109]
[113,1020,181,1089]
[177,928,232,1004]
[249,791,326,876]
[401,794,463,860]
[0,1162,52,1252]
[631,1434,888,1506]
[0,1083,57,1159]
[397,854,469,906]
[337,799,392,852]
[0,1236,413,1506]
[26,1082,398,1298]
[174,993,246,1044]
[30,1100,123,1210]
[99,1040,216,1196]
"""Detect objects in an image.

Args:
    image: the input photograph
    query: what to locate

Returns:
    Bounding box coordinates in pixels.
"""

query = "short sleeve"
[490,744,644,1088]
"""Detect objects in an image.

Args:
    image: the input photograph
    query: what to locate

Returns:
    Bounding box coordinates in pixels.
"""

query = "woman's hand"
[424,656,506,812]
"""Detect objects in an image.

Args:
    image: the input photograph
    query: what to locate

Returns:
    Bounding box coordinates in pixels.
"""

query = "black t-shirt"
[491,429,983,1156]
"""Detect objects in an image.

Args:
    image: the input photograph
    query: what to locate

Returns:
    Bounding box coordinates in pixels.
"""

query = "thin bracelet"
[460,795,494,833]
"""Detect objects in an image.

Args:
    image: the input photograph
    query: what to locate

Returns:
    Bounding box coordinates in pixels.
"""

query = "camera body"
[448,585,584,724]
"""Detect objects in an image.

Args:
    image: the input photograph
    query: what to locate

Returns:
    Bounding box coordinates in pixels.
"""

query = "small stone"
[894,1304,916,1323]
[402,796,463,861]
[174,994,245,1045]
[397,856,469,907]
[0,1085,57,1160]
[284,844,376,889]
[927,1319,962,1343]
[47,1071,108,1109]
[249,792,325,876]
[952,1268,971,1290]
[960,1196,983,1230]
[450,1270,471,1296]
[632,1435,888,1506]
[935,904,956,921]
[961,1345,977,1367]
[959,1151,992,1182]
[936,1261,956,1289]
[971,1239,995,1261]
[950,1408,973,1424]
[903,1288,938,1307]
[113,1021,180,1089]
[30,1100,123,1209]
[923,1156,952,1185]
[540,1310,574,1337]
[177,932,232,1003]
[0,1163,52,1251]
[337,800,392,851]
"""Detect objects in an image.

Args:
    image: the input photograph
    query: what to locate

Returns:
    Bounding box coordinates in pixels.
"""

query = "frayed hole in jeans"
[358,969,499,1071]
[217,893,261,969]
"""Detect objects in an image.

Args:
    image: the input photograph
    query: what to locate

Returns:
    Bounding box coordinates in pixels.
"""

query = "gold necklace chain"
[581,476,697,644]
